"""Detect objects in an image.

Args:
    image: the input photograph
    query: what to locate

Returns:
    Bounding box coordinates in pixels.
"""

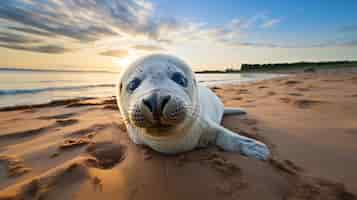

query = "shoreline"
[0,74,289,112]
[0,97,99,112]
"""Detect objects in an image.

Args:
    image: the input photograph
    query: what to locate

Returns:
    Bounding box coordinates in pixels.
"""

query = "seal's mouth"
[143,124,183,138]
[147,122,173,129]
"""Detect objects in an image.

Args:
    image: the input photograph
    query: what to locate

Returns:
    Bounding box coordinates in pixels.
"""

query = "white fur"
[117,54,270,160]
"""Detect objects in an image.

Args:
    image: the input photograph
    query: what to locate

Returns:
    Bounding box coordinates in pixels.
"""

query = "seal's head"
[117,54,199,137]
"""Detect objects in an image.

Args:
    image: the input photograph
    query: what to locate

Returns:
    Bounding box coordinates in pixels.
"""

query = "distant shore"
[196,60,357,73]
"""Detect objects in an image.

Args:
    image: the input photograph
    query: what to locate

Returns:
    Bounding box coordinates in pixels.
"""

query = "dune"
[0,70,357,199]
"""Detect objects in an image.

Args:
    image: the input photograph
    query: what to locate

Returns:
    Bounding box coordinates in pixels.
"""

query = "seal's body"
[117,54,270,160]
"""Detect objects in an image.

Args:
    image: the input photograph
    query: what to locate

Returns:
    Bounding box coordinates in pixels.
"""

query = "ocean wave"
[0,84,115,96]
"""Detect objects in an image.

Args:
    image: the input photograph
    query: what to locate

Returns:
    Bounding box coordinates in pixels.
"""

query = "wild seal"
[116,54,270,160]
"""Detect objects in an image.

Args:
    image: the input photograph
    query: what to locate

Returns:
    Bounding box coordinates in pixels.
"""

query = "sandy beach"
[1,70,357,200]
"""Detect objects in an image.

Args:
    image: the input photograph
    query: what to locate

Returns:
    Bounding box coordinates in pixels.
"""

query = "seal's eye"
[171,72,187,87]
[127,78,141,92]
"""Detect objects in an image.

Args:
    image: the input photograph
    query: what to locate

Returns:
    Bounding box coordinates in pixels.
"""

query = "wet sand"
[1,70,357,200]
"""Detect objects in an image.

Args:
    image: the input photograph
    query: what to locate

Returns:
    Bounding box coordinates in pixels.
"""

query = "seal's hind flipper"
[224,107,246,115]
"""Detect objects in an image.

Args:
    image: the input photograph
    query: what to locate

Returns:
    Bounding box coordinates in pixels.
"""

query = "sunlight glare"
[115,56,134,68]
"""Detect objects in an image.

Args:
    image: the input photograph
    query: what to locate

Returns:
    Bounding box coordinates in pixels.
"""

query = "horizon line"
[1,59,356,73]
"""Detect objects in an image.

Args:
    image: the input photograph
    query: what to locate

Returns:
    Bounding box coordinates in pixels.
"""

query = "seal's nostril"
[142,98,153,112]
[161,95,171,112]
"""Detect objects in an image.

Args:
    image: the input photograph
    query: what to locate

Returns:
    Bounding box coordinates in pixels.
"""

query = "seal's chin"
[146,124,176,133]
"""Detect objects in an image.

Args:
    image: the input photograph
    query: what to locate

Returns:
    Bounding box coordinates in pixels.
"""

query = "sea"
[0,69,284,108]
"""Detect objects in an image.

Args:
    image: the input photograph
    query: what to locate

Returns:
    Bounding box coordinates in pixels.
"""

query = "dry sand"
[1,70,357,200]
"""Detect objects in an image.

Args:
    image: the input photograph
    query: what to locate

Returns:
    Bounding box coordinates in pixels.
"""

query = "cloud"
[0,44,71,53]
[0,0,128,42]
[3,0,345,54]
[0,0,169,53]
[261,18,281,28]
[0,32,41,43]
[132,44,165,51]
[99,49,129,57]
[153,14,283,47]
[7,26,57,37]
[235,42,280,48]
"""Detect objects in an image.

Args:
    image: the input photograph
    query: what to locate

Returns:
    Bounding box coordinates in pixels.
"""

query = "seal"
[116,54,270,160]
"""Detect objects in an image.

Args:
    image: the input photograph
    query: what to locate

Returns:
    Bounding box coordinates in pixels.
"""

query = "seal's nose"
[142,93,171,120]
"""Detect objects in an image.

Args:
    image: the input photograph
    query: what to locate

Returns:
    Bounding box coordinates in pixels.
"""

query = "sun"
[115,57,132,68]
[114,51,146,69]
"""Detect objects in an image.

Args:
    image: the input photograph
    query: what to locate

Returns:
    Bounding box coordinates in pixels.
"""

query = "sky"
[0,0,357,72]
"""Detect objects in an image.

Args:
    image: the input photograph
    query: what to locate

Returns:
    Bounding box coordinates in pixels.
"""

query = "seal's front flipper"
[211,122,270,160]
[223,107,246,116]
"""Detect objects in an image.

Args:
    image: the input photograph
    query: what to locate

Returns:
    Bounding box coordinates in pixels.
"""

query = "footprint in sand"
[0,158,92,200]
[288,93,304,96]
[269,158,304,175]
[267,91,276,96]
[296,87,310,92]
[102,104,118,110]
[245,99,255,103]
[66,123,110,138]
[345,129,357,135]
[22,109,37,113]
[66,99,104,108]
[86,142,127,169]
[293,99,326,109]
[279,97,326,109]
[59,138,92,150]
[269,157,356,200]
[66,102,101,108]
[55,119,79,126]
[101,98,116,105]
[237,89,249,94]
[322,79,345,82]
[241,118,258,126]
[38,112,76,120]
[101,98,118,110]
[285,177,356,200]
[57,124,114,152]
[232,96,243,101]
[0,155,30,178]
[279,97,292,103]
[284,80,301,86]
[200,152,242,177]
